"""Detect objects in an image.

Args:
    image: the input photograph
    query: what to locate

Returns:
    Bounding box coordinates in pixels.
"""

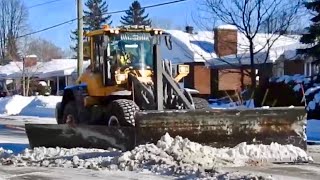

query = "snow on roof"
[0,62,23,79]
[216,24,238,30]
[38,59,79,78]
[160,30,217,64]
[0,59,90,79]
[26,54,37,58]
[162,29,308,66]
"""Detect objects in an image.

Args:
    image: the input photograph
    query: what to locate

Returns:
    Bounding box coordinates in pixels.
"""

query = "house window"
[313,63,320,75]
[304,62,312,76]
[274,61,284,77]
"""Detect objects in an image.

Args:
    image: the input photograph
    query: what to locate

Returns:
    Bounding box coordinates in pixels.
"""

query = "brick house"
[160,25,318,98]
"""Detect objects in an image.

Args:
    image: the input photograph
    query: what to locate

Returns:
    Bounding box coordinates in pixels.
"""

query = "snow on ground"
[0,166,176,180]
[0,125,28,144]
[0,133,312,179]
[0,95,318,179]
[210,99,255,109]
[0,116,56,127]
[0,95,34,115]
[0,95,61,117]
[19,95,62,117]
[307,120,320,143]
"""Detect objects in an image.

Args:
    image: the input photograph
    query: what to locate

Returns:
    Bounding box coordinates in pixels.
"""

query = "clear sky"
[23,0,199,51]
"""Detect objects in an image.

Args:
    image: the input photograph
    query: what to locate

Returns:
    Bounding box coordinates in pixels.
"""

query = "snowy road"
[0,117,320,180]
[1,158,320,180]
[0,166,175,180]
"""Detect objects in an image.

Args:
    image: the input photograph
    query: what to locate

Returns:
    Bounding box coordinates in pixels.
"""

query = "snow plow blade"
[25,107,307,151]
[135,107,308,150]
[25,124,136,151]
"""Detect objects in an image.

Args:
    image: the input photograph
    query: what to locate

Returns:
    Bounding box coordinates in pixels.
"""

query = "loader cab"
[85,26,163,87]
[108,33,154,70]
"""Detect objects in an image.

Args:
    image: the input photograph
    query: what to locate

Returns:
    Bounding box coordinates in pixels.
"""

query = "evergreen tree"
[70,0,112,55]
[70,30,78,54]
[297,1,320,58]
[83,0,112,31]
[120,1,151,26]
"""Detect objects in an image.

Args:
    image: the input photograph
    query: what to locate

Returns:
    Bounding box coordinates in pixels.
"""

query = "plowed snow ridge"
[0,133,313,179]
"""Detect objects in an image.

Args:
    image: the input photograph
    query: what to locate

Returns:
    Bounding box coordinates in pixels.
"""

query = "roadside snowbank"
[0,96,34,115]
[0,95,62,117]
[0,133,312,179]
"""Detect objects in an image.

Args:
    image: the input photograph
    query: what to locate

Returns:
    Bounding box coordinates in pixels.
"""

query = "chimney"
[214,24,238,57]
[24,54,38,67]
[185,26,194,34]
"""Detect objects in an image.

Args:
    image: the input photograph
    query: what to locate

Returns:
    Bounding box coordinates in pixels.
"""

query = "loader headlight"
[115,73,127,82]
[178,65,190,74]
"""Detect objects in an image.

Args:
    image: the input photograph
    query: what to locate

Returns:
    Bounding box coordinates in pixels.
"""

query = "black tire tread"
[193,97,210,109]
[109,99,139,126]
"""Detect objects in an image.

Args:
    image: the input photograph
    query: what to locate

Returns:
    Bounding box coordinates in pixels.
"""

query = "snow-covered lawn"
[0,95,61,117]
[307,120,320,143]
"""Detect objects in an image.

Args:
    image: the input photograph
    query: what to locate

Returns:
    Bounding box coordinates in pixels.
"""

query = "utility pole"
[77,0,83,77]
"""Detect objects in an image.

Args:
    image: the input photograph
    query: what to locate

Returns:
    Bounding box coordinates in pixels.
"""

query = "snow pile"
[0,95,34,115]
[117,133,312,171]
[0,147,120,169]
[0,147,269,180]
[0,95,61,117]
[19,96,62,117]
[0,133,312,179]
[0,148,13,159]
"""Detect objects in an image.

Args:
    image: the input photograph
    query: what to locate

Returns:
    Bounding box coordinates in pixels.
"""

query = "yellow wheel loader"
[25,25,308,151]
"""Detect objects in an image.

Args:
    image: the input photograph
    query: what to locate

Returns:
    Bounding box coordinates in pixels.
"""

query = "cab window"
[92,35,105,72]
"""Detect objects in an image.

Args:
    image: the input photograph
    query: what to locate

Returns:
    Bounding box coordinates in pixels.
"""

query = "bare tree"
[10,57,44,96]
[199,0,303,88]
[151,17,173,29]
[0,0,28,63]
[62,47,75,59]
[26,38,64,61]
[12,36,44,96]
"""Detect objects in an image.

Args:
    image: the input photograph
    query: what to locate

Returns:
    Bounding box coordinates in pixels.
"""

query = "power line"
[27,0,64,9]
[18,0,188,39]
[102,0,188,15]
[17,19,75,38]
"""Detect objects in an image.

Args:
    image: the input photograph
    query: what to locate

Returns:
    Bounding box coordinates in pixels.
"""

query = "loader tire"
[193,97,211,109]
[106,99,139,127]
[62,101,78,124]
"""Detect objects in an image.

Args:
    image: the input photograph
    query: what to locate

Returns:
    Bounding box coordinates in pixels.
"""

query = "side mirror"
[165,35,172,50]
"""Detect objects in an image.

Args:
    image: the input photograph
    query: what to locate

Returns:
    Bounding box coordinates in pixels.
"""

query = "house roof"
[37,59,90,79]
[0,59,90,79]
[160,29,309,67]
[0,62,23,79]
